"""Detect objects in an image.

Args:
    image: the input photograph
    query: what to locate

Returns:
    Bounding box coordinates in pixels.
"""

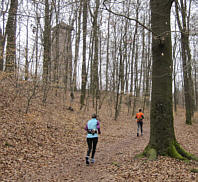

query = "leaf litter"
[0,78,197,181]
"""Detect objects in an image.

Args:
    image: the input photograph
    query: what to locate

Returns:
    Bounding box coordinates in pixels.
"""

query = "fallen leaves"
[0,74,198,181]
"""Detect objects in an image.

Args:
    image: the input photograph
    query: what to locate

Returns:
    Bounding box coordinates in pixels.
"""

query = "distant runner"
[135,109,144,136]
[85,114,101,165]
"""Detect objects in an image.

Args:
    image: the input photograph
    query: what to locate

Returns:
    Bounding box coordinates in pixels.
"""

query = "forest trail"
[21,108,197,182]
[19,111,151,181]
[0,105,198,181]
[64,119,150,182]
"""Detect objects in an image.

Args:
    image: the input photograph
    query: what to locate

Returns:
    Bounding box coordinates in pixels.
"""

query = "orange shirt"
[135,112,144,122]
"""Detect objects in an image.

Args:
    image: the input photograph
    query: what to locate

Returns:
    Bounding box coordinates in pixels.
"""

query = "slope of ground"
[0,85,197,181]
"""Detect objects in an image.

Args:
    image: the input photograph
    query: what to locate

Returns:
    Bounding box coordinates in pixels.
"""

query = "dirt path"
[71,132,149,182]
[10,111,197,182]
[50,120,150,181]
[22,118,149,182]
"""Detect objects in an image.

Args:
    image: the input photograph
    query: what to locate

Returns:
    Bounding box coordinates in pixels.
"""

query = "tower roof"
[52,21,73,32]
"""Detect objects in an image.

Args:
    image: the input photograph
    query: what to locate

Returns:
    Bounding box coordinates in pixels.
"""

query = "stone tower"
[51,21,73,89]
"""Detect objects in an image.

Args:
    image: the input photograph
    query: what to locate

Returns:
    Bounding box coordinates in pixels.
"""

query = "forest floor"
[0,91,198,181]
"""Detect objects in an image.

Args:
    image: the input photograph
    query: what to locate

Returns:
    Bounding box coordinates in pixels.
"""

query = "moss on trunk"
[191,168,198,173]
[144,0,198,163]
[143,146,157,160]
[142,141,198,161]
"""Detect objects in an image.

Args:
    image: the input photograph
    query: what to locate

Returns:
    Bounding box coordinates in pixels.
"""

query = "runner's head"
[139,109,142,112]
[92,113,97,118]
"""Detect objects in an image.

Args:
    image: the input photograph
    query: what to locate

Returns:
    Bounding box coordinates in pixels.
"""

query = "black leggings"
[137,121,143,134]
[86,137,98,159]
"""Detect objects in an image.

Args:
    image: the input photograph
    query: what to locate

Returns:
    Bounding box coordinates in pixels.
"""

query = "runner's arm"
[85,124,88,131]
[97,121,101,134]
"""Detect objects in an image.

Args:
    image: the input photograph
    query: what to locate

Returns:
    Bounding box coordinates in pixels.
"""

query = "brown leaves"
[106,157,197,181]
[0,77,198,181]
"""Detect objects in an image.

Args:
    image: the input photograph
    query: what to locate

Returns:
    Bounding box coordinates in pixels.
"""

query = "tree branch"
[102,0,158,36]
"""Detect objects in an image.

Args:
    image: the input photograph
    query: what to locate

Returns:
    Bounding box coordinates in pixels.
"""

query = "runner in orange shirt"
[135,109,144,136]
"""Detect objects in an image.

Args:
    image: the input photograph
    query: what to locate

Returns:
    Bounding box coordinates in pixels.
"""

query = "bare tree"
[0,1,9,71]
[34,2,40,79]
[25,2,29,81]
[89,0,100,114]
[80,0,88,109]
[142,11,152,111]
[42,0,52,104]
[5,0,18,73]
[143,0,197,160]
[175,0,195,124]
[0,28,3,71]
[172,18,179,112]
[73,0,82,91]
[105,10,111,92]
[114,38,125,120]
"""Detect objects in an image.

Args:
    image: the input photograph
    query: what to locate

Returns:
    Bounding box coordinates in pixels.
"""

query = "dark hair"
[139,109,142,112]
[92,113,97,118]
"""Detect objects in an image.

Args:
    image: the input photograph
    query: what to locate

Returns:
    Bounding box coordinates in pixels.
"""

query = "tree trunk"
[115,34,125,121]
[132,3,139,116]
[43,0,51,81]
[5,0,18,73]
[99,22,102,92]
[143,16,152,111]
[132,40,139,116]
[195,65,198,110]
[42,0,51,104]
[0,28,3,71]
[143,0,197,161]
[53,1,60,96]
[25,10,29,81]
[73,0,82,91]
[0,0,6,70]
[35,3,39,79]
[175,0,194,124]
[80,0,88,108]
[92,0,100,113]
[106,11,110,92]
[173,18,178,113]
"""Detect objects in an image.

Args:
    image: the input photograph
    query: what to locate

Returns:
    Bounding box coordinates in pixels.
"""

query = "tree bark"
[42,0,51,104]
[73,0,82,91]
[106,11,110,92]
[92,0,100,113]
[1,2,10,71]
[43,0,51,81]
[80,0,88,108]
[114,42,122,120]
[195,65,198,110]
[5,0,18,73]
[132,2,139,116]
[0,28,3,71]
[175,0,194,124]
[53,0,60,96]
[143,0,197,160]
[25,9,29,81]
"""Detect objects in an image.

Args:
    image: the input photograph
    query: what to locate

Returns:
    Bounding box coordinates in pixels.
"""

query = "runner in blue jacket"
[85,114,101,165]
